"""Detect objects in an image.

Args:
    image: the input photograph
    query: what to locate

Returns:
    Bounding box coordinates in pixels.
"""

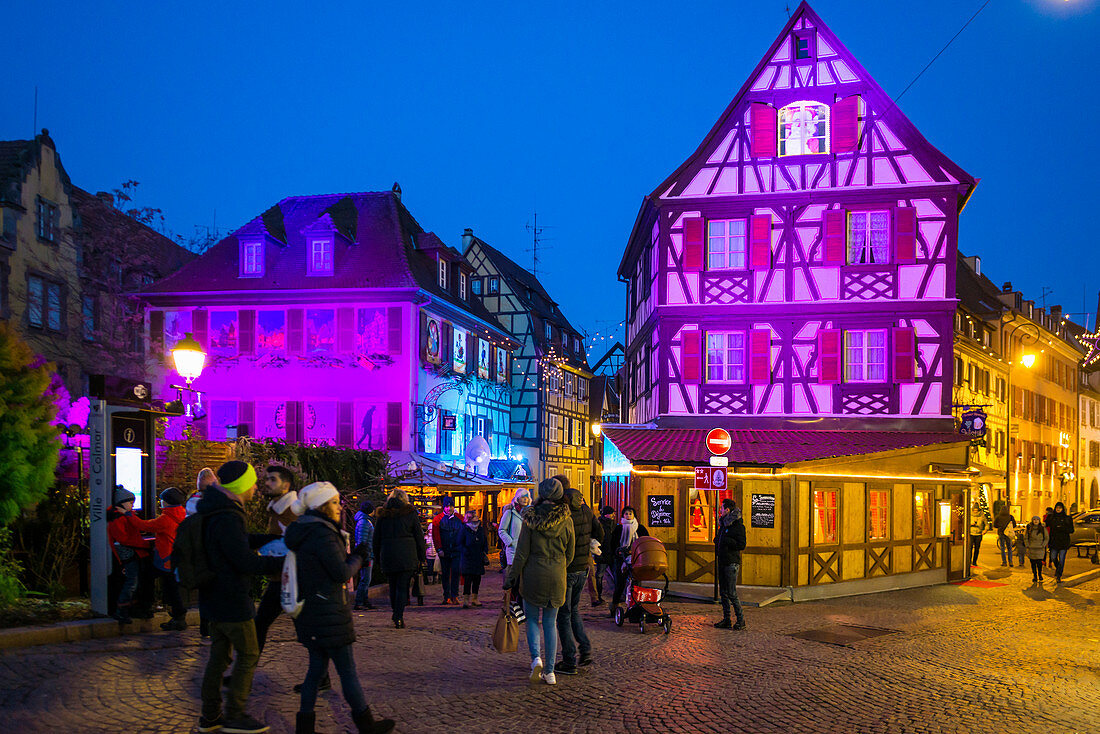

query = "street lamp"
[171,333,206,387]
[1003,318,1039,515]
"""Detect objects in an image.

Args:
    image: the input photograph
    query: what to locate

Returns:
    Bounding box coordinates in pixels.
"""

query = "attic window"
[308,238,333,276]
[488,277,500,294]
[794,31,815,61]
[240,240,264,277]
[438,256,448,289]
[460,272,467,299]
[545,323,552,341]
[471,278,483,295]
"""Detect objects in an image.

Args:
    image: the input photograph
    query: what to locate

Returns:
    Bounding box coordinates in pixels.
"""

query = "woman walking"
[1024,516,1049,584]
[458,509,489,608]
[283,482,395,734]
[504,478,574,686]
[991,506,1016,568]
[497,488,531,574]
[1046,502,1075,583]
[372,489,427,629]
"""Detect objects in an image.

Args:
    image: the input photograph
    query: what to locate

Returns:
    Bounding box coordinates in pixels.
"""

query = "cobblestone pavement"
[1,566,1097,734]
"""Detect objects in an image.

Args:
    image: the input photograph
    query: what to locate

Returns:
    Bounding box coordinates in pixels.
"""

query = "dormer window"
[240,239,264,277]
[308,238,333,275]
[545,323,552,341]
[438,256,448,289]
[488,277,499,294]
[460,272,467,299]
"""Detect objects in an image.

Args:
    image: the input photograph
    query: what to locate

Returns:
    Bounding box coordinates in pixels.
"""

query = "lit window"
[706,332,746,383]
[438,257,448,289]
[847,211,890,264]
[488,277,499,293]
[565,373,575,397]
[778,101,829,156]
[82,295,96,341]
[813,490,838,544]
[459,272,467,299]
[914,491,933,537]
[707,219,747,270]
[869,490,888,540]
[844,329,886,383]
[471,278,483,295]
[241,240,263,276]
[309,239,333,275]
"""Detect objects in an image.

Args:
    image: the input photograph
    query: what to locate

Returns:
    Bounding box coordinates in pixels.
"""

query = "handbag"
[492,590,519,653]
[433,556,442,574]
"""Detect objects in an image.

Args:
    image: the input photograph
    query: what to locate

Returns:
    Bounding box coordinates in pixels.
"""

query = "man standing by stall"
[713,498,747,631]
[431,496,464,605]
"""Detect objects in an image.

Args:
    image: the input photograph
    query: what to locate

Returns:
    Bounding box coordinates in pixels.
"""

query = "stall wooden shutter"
[287,309,304,355]
[748,329,772,384]
[822,210,846,265]
[239,309,256,356]
[831,95,860,153]
[681,330,702,383]
[893,327,916,382]
[682,217,704,271]
[238,401,255,437]
[336,401,354,447]
[749,215,772,270]
[192,309,208,349]
[817,329,842,384]
[336,307,355,353]
[149,310,165,361]
[750,103,777,157]
[386,402,402,450]
[388,306,403,355]
[894,207,917,264]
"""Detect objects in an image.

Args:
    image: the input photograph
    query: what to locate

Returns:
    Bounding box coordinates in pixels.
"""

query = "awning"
[388,451,534,489]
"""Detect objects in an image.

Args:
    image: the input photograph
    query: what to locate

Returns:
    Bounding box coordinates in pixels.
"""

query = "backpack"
[280,550,304,618]
[171,513,217,591]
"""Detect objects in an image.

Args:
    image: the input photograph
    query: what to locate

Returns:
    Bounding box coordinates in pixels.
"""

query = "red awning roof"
[601,427,968,467]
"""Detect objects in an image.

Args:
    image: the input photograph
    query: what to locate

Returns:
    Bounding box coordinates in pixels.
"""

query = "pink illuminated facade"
[140,190,518,465]
[619,2,976,431]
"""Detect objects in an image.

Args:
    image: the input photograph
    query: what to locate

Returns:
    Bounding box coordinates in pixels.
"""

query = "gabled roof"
[956,253,1008,320]
[0,131,72,207]
[602,426,968,467]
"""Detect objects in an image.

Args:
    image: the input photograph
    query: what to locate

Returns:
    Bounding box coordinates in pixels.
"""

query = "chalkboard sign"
[648,494,675,528]
[751,494,775,529]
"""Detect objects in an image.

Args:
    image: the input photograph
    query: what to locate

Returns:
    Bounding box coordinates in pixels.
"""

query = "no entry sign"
[706,427,732,455]
[694,467,728,491]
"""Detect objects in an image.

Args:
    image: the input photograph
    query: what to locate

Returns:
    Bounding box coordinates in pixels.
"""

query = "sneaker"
[198,715,224,732]
[221,715,269,734]
[554,662,579,675]
[578,654,593,667]
[732,621,747,631]
[713,619,732,629]
[529,657,543,684]
[541,671,557,685]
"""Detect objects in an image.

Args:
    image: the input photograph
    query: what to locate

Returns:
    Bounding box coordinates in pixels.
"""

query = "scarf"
[620,517,639,550]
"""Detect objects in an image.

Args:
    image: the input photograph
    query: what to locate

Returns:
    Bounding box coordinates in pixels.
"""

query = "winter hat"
[601,505,616,516]
[113,486,136,506]
[359,499,375,515]
[511,488,531,506]
[440,495,455,508]
[216,461,257,495]
[537,477,563,502]
[294,481,340,513]
[159,487,186,507]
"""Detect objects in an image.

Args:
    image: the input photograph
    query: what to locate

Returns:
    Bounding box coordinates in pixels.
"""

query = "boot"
[295,711,316,734]
[352,706,395,734]
[471,593,481,607]
[462,594,470,609]
[160,616,188,631]
[113,604,132,625]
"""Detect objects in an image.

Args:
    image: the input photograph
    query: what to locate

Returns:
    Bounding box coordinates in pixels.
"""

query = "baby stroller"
[612,536,671,634]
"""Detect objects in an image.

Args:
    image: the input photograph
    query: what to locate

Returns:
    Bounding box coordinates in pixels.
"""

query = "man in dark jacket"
[431,496,464,605]
[713,498,747,630]
[553,477,604,675]
[196,461,284,734]
[590,506,617,606]
[1047,501,1075,583]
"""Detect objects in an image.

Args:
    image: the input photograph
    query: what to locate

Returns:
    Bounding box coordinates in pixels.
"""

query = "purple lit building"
[605,3,980,598]
[141,188,519,476]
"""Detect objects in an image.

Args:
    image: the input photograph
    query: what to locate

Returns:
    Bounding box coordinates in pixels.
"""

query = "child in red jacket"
[132,487,188,630]
[107,486,152,624]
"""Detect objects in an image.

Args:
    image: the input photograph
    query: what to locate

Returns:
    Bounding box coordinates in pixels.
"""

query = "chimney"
[1002,281,1012,293]
[462,228,474,250]
[1051,305,1063,322]
[95,191,115,208]
[391,182,401,201]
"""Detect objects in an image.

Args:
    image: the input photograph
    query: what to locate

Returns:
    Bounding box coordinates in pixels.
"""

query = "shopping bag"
[492,591,519,653]
[280,550,304,618]
[433,556,442,574]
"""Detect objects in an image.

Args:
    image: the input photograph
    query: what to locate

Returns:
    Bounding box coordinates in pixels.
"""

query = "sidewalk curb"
[1060,567,1100,588]
[0,610,201,651]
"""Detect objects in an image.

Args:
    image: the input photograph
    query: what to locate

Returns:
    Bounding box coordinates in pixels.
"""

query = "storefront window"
[687,489,713,542]
[813,490,838,544]
[914,490,933,537]
[869,490,888,540]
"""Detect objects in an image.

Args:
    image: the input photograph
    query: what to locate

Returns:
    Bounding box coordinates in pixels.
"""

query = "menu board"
[648,494,675,528]
[751,494,776,529]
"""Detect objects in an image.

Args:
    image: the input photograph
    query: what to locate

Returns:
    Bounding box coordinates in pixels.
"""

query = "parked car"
[1069,510,1100,546]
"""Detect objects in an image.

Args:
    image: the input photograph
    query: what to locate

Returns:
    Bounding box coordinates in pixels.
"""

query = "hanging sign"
[426,316,441,364]
[706,428,732,455]
[452,327,467,374]
[694,466,727,490]
[959,409,987,438]
[751,494,776,529]
[647,494,675,527]
[478,339,490,379]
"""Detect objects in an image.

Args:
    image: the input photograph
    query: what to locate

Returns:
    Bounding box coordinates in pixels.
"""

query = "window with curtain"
[914,491,933,537]
[813,490,838,544]
[706,332,746,382]
[844,329,887,382]
[707,219,747,270]
[847,210,890,264]
[869,490,888,540]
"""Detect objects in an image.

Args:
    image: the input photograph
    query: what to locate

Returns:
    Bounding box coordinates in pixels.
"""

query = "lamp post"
[1003,318,1038,517]
[169,333,207,418]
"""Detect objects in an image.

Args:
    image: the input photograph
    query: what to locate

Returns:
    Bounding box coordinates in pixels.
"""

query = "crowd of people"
[972,501,1077,584]
[105,460,751,730]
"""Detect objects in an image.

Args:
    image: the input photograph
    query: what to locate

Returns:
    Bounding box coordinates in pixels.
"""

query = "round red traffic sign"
[706,428,731,455]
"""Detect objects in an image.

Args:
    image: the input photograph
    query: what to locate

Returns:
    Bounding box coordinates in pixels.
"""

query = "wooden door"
[947,488,968,582]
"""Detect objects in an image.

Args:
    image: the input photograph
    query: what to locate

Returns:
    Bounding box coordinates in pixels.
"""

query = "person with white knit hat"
[284,482,395,734]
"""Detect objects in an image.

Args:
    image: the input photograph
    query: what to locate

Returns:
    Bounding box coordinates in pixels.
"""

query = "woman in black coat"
[457,510,489,607]
[283,482,394,734]
[372,488,427,628]
[1046,501,1075,583]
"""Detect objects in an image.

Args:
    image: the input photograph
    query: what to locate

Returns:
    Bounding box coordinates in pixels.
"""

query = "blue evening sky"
[4,0,1098,353]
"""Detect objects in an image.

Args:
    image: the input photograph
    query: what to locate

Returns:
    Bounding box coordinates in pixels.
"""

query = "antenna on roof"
[525,211,554,277]
[1039,286,1053,309]
[33,86,38,136]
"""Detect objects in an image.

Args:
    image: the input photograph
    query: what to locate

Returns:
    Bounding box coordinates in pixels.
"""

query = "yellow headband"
[222,464,257,495]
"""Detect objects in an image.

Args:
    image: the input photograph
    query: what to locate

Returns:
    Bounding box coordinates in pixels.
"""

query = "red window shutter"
[192,309,208,349]
[894,207,916,264]
[287,309,305,355]
[681,330,702,383]
[831,95,860,153]
[817,329,842,384]
[893,327,916,383]
[149,310,165,360]
[750,103,777,157]
[239,309,256,356]
[336,401,354,447]
[238,400,255,437]
[748,329,772,384]
[749,215,772,270]
[387,306,402,355]
[336,307,355,353]
[822,209,846,265]
[386,402,402,450]
[682,217,704,271]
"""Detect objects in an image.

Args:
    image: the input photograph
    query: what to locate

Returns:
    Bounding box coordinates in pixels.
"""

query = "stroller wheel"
[638,618,646,634]
[663,615,672,635]
[614,606,624,627]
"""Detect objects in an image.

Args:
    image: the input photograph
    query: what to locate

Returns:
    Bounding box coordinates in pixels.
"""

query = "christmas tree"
[975,484,992,523]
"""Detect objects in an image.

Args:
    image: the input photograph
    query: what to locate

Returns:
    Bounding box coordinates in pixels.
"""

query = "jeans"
[118,558,140,609]
[1030,558,1044,580]
[1051,548,1068,579]
[969,534,982,566]
[718,562,745,624]
[354,560,373,607]
[155,568,186,619]
[201,620,260,720]
[254,580,282,653]
[388,571,413,621]
[299,643,367,714]
[463,575,482,595]
[522,599,558,664]
[556,570,590,666]
[439,555,460,600]
[998,534,1015,565]
[594,562,609,601]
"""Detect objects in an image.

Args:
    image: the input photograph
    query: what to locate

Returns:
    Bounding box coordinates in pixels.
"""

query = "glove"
[352,543,371,561]
[502,578,514,591]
